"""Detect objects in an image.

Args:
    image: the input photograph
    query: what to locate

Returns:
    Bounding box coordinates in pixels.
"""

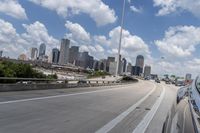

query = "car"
[165,80,171,84]
[162,75,200,133]
[16,81,34,84]
[56,81,64,84]
[176,86,188,103]
[155,78,161,83]
[77,80,87,84]
[175,81,185,86]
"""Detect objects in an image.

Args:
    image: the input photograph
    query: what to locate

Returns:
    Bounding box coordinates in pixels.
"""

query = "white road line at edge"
[95,83,156,133]
[0,85,134,105]
[132,85,166,133]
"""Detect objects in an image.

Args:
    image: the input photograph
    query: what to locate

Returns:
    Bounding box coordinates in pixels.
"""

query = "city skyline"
[0,0,200,76]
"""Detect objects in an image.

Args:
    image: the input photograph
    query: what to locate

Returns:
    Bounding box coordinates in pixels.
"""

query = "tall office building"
[106,57,115,72]
[132,66,141,76]
[88,56,94,69]
[135,55,144,74]
[77,52,90,68]
[109,62,117,75]
[39,43,46,58]
[69,46,79,64]
[122,58,127,73]
[52,48,60,64]
[30,48,38,60]
[144,65,151,78]
[0,50,3,57]
[59,39,70,65]
[127,63,132,74]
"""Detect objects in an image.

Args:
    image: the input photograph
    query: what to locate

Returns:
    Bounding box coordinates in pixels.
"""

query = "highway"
[0,80,178,133]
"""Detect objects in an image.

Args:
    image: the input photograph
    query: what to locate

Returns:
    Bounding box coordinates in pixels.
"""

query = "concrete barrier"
[0,77,139,92]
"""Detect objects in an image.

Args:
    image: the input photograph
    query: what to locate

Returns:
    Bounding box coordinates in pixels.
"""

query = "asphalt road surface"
[0,80,178,133]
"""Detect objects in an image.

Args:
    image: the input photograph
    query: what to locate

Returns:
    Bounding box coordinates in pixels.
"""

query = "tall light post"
[116,0,126,76]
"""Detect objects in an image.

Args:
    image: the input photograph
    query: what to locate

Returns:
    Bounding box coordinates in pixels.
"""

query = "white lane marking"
[95,83,156,133]
[0,84,136,105]
[132,85,166,133]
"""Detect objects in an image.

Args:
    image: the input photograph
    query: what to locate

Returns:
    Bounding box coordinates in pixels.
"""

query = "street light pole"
[116,0,126,76]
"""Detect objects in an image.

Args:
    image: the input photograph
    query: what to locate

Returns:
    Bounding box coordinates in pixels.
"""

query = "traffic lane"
[0,82,143,102]
[108,83,163,133]
[145,83,178,133]
[0,81,155,133]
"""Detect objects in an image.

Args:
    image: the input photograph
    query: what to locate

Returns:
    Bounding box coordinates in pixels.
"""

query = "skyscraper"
[122,58,127,73]
[0,50,3,57]
[39,43,46,58]
[59,39,70,65]
[144,65,151,78]
[30,48,38,60]
[106,57,115,72]
[69,46,79,64]
[135,55,144,74]
[77,51,90,68]
[52,48,60,64]
[127,63,132,74]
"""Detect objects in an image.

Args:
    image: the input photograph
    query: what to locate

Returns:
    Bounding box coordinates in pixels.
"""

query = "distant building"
[122,58,127,73]
[69,46,79,64]
[109,62,117,75]
[39,43,46,58]
[52,48,60,64]
[0,50,3,57]
[93,60,99,71]
[144,65,151,78]
[185,74,192,81]
[77,52,90,69]
[18,54,27,61]
[135,55,144,74]
[132,66,141,76]
[106,57,115,72]
[99,59,107,71]
[30,47,38,60]
[88,56,94,69]
[127,63,132,75]
[59,39,70,65]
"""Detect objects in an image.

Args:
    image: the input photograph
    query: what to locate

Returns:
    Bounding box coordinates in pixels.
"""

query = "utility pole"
[116,0,126,76]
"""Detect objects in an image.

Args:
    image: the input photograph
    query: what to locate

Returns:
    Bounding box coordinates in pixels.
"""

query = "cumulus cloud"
[130,5,143,13]
[155,25,200,58]
[0,0,27,19]
[0,19,59,58]
[153,0,200,17]
[29,0,117,26]
[65,21,91,44]
[64,21,151,62]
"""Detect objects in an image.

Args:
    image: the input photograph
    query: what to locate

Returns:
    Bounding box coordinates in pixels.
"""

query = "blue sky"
[0,0,200,76]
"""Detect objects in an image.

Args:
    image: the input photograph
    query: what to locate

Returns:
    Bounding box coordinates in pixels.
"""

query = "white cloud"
[0,0,27,19]
[0,19,59,58]
[64,21,150,62]
[130,5,143,13]
[153,0,200,17]
[65,21,91,44]
[108,26,150,58]
[29,0,117,26]
[155,25,200,58]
